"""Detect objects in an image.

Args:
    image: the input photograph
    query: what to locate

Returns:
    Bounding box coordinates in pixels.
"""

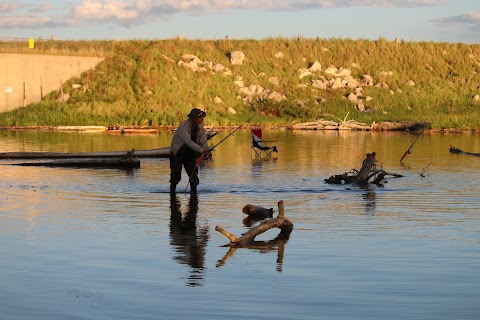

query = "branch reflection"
[169,194,209,287]
[216,231,290,272]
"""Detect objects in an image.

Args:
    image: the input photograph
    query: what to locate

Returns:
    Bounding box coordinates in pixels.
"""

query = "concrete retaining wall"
[0,54,104,113]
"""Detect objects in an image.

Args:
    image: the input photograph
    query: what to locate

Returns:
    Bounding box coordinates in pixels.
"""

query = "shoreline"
[1,124,479,134]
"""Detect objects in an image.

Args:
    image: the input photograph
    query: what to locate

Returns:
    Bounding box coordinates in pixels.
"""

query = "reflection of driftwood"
[449,145,480,157]
[216,237,288,272]
[215,200,293,247]
[325,152,404,185]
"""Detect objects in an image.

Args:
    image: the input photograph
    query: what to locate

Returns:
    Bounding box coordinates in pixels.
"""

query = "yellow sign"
[28,38,34,49]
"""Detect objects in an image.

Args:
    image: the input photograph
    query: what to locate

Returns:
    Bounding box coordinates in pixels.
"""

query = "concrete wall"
[0,54,104,113]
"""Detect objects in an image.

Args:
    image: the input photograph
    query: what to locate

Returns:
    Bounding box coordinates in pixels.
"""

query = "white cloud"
[0,3,26,12]
[71,0,138,23]
[0,15,55,28]
[0,0,446,28]
[67,0,445,25]
[432,12,480,25]
[283,0,445,9]
[430,12,480,36]
[37,3,56,12]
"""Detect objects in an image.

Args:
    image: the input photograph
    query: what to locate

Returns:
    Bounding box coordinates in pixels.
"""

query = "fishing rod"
[185,110,261,193]
[400,128,424,162]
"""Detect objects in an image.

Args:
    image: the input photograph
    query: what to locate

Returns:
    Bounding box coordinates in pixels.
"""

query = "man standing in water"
[170,108,212,194]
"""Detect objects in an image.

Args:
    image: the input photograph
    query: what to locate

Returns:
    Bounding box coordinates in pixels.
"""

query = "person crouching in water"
[170,108,212,194]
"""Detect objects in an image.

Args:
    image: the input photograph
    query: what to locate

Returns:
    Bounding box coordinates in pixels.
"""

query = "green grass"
[1,37,480,129]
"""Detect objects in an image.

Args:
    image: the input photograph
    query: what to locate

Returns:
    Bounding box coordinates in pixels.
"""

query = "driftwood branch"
[215,200,294,248]
[325,152,404,185]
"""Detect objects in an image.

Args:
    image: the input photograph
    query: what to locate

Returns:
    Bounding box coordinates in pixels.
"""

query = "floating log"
[0,125,108,132]
[6,149,141,169]
[215,200,293,247]
[325,152,404,185]
[0,147,171,159]
[11,157,140,169]
[0,129,220,160]
[449,145,480,157]
[104,128,160,134]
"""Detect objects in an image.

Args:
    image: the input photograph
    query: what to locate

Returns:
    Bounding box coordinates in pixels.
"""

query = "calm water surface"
[1,129,479,320]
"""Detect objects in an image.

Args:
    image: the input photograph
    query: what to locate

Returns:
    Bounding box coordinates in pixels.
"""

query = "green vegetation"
[1,37,480,129]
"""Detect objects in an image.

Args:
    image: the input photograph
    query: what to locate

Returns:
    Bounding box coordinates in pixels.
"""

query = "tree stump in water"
[325,152,403,185]
[449,145,480,157]
[215,200,293,247]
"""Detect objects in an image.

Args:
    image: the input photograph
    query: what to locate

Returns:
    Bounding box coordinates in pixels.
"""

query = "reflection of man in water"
[169,194,209,287]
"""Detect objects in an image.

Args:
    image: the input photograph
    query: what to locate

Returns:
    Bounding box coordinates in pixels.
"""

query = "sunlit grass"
[1,38,479,129]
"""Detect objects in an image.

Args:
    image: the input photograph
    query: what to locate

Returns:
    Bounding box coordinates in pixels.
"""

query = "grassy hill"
[1,38,480,129]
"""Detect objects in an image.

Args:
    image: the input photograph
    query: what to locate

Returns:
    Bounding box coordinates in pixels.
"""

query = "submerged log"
[325,152,404,185]
[0,147,171,159]
[215,200,293,247]
[449,145,480,157]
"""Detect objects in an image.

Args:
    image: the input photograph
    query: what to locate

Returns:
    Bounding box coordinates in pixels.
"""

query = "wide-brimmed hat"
[187,108,206,118]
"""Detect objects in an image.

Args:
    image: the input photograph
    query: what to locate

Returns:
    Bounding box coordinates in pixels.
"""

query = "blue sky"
[0,0,479,43]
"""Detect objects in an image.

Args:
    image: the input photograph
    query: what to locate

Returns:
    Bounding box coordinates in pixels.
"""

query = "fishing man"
[170,108,212,194]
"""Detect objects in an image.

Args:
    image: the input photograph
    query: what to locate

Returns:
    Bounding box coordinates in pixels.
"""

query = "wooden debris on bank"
[449,145,480,157]
[339,120,371,130]
[291,119,370,131]
[215,200,293,247]
[371,121,426,131]
[325,152,404,185]
[290,118,427,131]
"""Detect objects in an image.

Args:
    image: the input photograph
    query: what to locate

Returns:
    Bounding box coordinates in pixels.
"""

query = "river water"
[1,129,479,320]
